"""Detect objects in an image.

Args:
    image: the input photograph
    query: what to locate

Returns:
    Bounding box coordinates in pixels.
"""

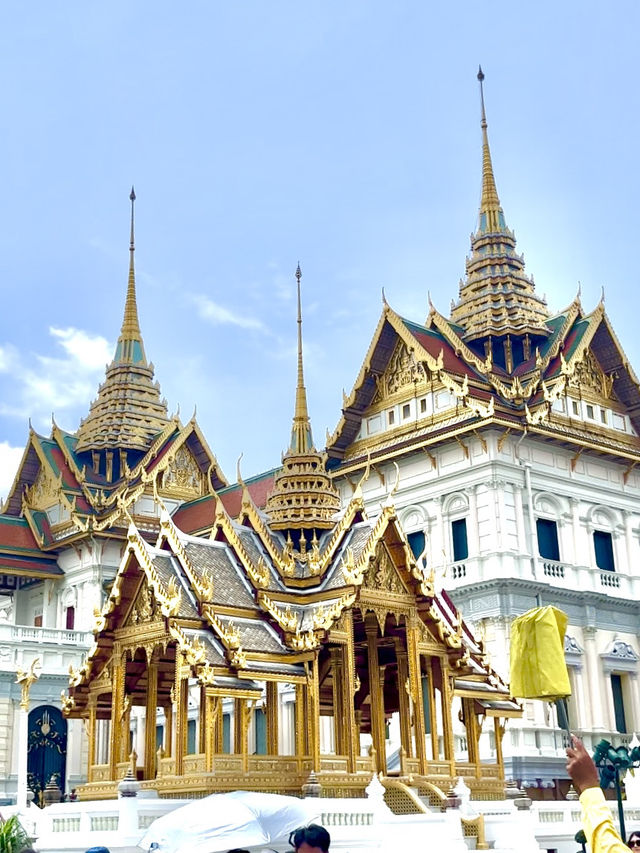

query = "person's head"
[85,848,111,853]
[227,849,250,853]
[289,825,330,853]
[628,832,640,849]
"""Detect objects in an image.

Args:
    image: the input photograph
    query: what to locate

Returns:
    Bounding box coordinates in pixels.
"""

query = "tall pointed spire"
[289,263,314,454]
[449,68,549,348]
[477,66,504,235]
[265,265,340,532]
[76,190,170,455]
[114,187,147,365]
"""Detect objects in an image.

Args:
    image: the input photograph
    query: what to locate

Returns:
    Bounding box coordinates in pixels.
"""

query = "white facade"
[334,427,640,792]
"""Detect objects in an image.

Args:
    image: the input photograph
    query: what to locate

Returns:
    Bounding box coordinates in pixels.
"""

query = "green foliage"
[0,815,30,853]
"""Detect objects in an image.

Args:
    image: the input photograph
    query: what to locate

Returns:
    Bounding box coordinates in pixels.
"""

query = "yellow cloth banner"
[509,606,571,700]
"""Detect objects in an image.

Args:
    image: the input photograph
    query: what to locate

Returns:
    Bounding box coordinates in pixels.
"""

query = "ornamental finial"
[477,65,487,128]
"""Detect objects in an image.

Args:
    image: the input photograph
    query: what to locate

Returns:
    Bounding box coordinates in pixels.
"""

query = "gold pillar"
[462,698,480,774]
[266,681,279,755]
[214,697,224,753]
[199,685,207,755]
[494,718,505,780]
[204,694,217,771]
[440,658,455,766]
[342,613,359,772]
[109,649,125,779]
[233,698,245,754]
[308,656,321,771]
[406,621,427,774]
[144,655,158,780]
[395,638,412,761]
[423,658,439,762]
[330,647,345,755]
[295,683,308,758]
[164,704,173,757]
[365,613,386,774]
[87,699,97,783]
[174,663,188,776]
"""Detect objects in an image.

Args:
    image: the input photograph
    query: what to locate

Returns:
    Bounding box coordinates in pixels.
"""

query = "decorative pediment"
[567,348,615,401]
[125,578,163,627]
[363,544,410,596]
[372,340,428,404]
[26,466,60,511]
[161,446,204,499]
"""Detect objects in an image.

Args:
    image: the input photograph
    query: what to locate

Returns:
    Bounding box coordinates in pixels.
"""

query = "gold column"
[342,613,359,772]
[309,656,321,771]
[462,698,480,775]
[440,658,455,767]
[121,702,132,763]
[406,621,427,774]
[266,681,279,755]
[394,638,412,761]
[109,649,125,779]
[174,662,188,776]
[144,654,158,780]
[87,699,97,783]
[164,704,173,757]
[214,697,224,753]
[295,683,308,759]
[233,698,245,755]
[199,685,207,755]
[424,658,439,761]
[330,647,344,755]
[204,693,216,771]
[494,718,505,781]
[365,613,386,774]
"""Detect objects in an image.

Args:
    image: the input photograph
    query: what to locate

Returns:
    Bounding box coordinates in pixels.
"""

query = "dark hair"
[289,824,330,853]
[227,849,251,853]
[628,832,640,846]
[85,848,111,853]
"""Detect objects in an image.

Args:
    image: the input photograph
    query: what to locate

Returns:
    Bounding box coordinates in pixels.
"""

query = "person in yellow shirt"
[566,735,630,852]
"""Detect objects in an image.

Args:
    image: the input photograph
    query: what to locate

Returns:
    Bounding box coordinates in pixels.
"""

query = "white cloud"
[49,327,112,370]
[0,442,24,502]
[0,327,114,427]
[191,294,265,331]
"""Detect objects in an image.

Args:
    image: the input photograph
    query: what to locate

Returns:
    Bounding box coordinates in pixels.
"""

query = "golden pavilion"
[62,261,520,802]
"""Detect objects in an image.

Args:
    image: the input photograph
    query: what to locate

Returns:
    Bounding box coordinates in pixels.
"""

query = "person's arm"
[566,736,629,853]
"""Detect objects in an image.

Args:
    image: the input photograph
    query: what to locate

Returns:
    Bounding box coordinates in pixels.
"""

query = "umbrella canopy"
[139,790,318,853]
[509,605,571,701]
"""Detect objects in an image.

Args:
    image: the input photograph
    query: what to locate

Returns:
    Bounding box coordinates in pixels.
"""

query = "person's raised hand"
[566,735,599,794]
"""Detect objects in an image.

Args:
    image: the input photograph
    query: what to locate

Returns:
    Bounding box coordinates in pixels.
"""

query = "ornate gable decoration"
[125,578,163,627]
[373,340,428,404]
[26,466,60,511]
[161,446,204,499]
[362,544,409,596]
[567,348,615,401]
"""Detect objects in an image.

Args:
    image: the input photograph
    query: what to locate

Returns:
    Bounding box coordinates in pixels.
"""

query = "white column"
[513,483,527,557]
[16,704,28,812]
[583,627,605,730]
[467,484,480,558]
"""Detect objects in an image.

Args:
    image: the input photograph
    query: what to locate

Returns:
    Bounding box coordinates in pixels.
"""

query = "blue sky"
[1,1,639,495]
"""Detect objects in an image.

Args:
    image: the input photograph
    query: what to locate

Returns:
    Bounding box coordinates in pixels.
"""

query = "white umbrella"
[139,790,318,853]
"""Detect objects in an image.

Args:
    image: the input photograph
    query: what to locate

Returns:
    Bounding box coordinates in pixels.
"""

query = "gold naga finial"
[16,658,42,711]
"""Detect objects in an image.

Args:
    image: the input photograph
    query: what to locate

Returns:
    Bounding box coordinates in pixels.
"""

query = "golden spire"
[114,187,147,365]
[477,66,503,234]
[76,189,169,454]
[448,68,549,345]
[289,263,314,454]
[265,264,340,532]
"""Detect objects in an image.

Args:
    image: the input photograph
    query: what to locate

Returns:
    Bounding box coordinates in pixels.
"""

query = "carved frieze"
[363,545,407,595]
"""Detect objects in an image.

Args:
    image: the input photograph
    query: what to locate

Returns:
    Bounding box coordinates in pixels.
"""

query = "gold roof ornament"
[265,264,341,531]
[76,188,170,454]
[449,68,549,344]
